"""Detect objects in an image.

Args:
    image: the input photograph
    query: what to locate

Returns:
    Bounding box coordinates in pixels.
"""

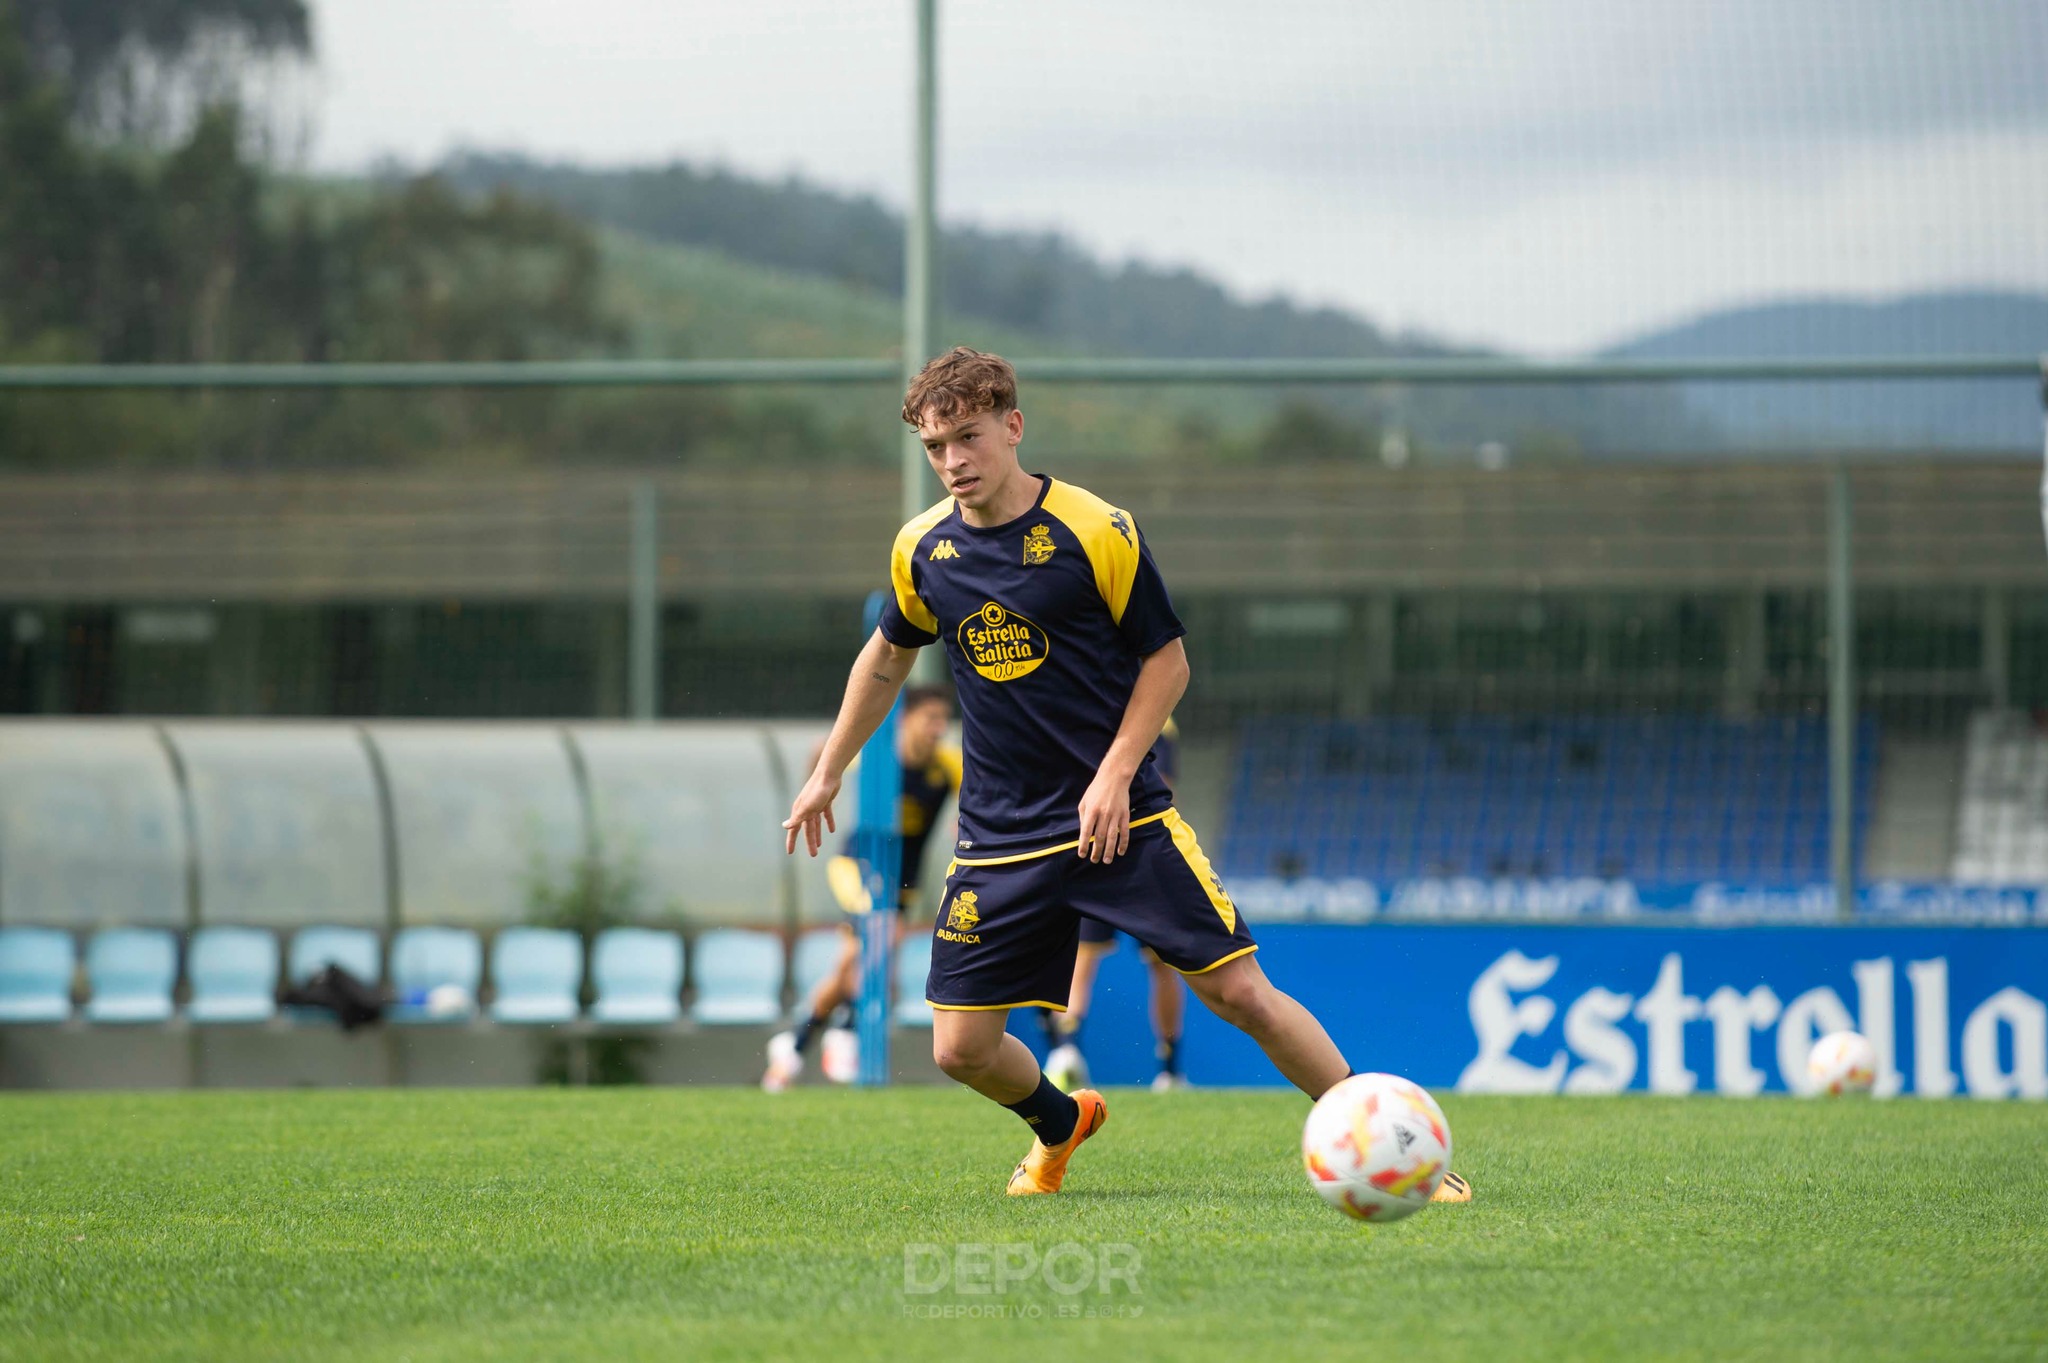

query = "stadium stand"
[589,927,684,1024]
[488,928,584,1024]
[388,927,483,1022]
[689,929,784,1024]
[186,928,280,1024]
[1952,711,2048,885]
[1222,715,1878,885]
[0,928,75,1022]
[83,929,178,1023]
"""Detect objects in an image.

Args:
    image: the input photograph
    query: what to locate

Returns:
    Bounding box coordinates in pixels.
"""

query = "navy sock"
[1003,1073,1080,1146]
[1156,1035,1181,1077]
[791,1011,828,1054]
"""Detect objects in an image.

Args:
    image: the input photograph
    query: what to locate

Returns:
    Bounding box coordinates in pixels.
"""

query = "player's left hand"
[1076,767,1132,864]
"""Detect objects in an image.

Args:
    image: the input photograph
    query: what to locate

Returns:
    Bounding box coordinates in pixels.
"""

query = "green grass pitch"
[2,1088,2044,1362]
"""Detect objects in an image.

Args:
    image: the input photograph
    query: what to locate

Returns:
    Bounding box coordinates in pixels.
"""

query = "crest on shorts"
[946,890,981,932]
[1022,524,1056,566]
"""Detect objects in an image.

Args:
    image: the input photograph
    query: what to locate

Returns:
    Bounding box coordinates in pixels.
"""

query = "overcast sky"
[309,0,2048,355]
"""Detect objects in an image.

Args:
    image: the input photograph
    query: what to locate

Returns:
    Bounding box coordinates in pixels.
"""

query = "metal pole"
[2038,356,2048,556]
[901,0,942,688]
[1827,465,1855,922]
[0,354,2036,391]
[855,591,903,1085]
[628,480,659,723]
[1983,588,2011,711]
[901,0,939,529]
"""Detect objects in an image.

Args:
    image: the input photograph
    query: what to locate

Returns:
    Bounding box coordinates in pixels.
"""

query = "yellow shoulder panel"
[888,496,954,636]
[1039,479,1140,624]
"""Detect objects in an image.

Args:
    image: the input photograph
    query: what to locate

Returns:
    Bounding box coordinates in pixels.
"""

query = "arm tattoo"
[870,671,893,684]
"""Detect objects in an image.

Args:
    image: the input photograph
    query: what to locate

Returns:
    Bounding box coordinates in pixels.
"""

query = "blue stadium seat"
[83,929,177,1023]
[589,927,683,1025]
[0,928,75,1022]
[1221,714,1878,888]
[389,927,482,1023]
[892,932,934,1028]
[689,929,783,1025]
[288,926,382,987]
[489,927,582,1024]
[187,927,279,1023]
[791,926,844,1013]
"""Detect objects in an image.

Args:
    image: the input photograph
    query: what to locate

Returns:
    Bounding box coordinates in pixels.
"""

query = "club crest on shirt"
[1021,524,1056,566]
[957,601,1050,682]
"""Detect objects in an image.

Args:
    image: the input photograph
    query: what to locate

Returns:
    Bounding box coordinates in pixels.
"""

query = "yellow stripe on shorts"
[1162,809,1237,935]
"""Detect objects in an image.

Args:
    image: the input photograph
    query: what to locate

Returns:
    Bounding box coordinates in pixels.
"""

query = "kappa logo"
[1107,509,1134,547]
[938,889,983,944]
[957,601,1050,682]
[929,539,959,561]
[1021,524,1056,566]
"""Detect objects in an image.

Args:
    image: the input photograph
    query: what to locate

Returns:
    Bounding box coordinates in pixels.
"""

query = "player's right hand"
[783,770,842,857]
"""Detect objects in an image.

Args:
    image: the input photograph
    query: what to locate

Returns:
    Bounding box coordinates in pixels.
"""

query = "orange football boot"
[1431,1170,1473,1203]
[1005,1088,1109,1195]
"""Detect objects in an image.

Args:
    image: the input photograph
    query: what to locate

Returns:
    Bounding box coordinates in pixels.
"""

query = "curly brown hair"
[901,347,1017,428]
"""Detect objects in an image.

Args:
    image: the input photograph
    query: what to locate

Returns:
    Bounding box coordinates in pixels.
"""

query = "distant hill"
[437,152,1407,362]
[431,152,1717,460]
[1606,293,2048,453]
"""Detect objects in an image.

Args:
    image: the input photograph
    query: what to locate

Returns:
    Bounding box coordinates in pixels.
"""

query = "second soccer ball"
[1806,1030,1878,1095]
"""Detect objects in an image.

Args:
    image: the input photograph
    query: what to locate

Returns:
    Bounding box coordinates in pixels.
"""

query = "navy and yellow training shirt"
[877,474,1185,860]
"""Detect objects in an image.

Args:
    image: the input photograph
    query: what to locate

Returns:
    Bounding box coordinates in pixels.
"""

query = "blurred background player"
[763,685,960,1091]
[1042,714,1189,1093]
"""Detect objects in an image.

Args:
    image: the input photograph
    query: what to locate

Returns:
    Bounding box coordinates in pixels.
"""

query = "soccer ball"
[1807,1031,1877,1095]
[1302,1072,1452,1222]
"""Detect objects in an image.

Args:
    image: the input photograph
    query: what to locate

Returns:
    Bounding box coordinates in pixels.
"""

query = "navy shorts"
[926,810,1256,1012]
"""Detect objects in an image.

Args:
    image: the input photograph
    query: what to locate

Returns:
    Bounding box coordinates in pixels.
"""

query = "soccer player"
[783,348,1469,1203]
[764,684,960,1092]
[1042,715,1188,1094]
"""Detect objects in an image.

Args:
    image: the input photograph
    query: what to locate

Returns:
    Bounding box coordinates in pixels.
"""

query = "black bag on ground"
[280,964,385,1031]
